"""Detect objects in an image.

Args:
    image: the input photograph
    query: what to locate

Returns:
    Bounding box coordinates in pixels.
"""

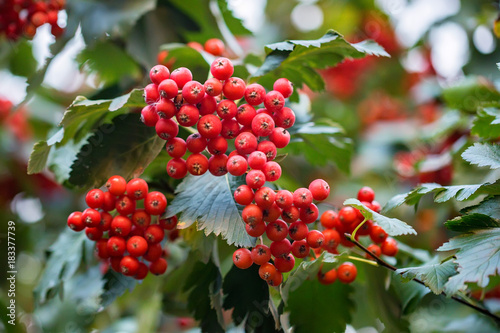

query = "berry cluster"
[66,175,174,280]
[140,57,295,180]
[232,186,398,286]
[0,0,65,40]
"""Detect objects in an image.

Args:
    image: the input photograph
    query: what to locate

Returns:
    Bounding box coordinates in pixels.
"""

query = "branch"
[344,233,500,324]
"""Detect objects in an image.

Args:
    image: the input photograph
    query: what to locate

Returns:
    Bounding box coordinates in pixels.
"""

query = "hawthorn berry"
[251,245,272,265]
[244,83,266,105]
[291,239,310,258]
[223,77,246,100]
[186,153,209,176]
[337,262,357,284]
[106,175,127,196]
[233,248,253,269]
[227,155,248,176]
[204,78,223,97]
[309,179,330,201]
[127,236,149,257]
[273,78,293,98]
[274,253,295,273]
[170,67,193,89]
[197,114,222,139]
[167,158,188,179]
[156,118,179,140]
[381,237,398,256]
[266,219,288,242]
[182,80,205,104]
[176,104,200,127]
[126,178,149,200]
[85,189,104,209]
[210,57,234,80]
[150,258,168,275]
[120,256,140,276]
[234,185,254,205]
[144,191,167,215]
[67,211,85,231]
[358,186,375,202]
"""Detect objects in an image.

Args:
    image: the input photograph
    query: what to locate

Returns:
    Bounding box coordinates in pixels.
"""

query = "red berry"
[106,175,127,196]
[299,203,319,224]
[216,99,237,119]
[176,104,199,127]
[337,262,357,284]
[197,114,222,139]
[381,237,398,256]
[198,94,217,115]
[135,262,149,280]
[223,77,246,100]
[270,239,292,257]
[358,186,375,202]
[236,104,257,126]
[144,191,167,215]
[170,67,193,89]
[167,158,188,179]
[308,179,330,201]
[131,209,151,228]
[208,154,228,176]
[281,205,300,224]
[318,267,337,285]
[141,105,159,127]
[160,216,178,230]
[204,38,225,56]
[144,83,160,104]
[371,200,382,213]
[306,230,325,248]
[156,98,176,119]
[244,83,266,105]
[263,203,282,223]
[274,107,295,128]
[182,80,205,104]
[150,65,170,85]
[111,215,132,237]
[186,153,209,176]
[150,258,168,275]
[370,225,388,243]
[274,253,295,273]
[262,161,281,181]
[85,188,104,209]
[255,187,276,209]
[242,204,263,224]
[291,239,310,258]
[204,78,223,97]
[158,78,178,99]
[234,185,254,205]
[264,90,285,112]
[259,262,278,281]
[207,136,228,155]
[101,192,116,212]
[235,131,258,155]
[257,141,277,161]
[96,239,110,259]
[289,221,308,241]
[99,211,113,231]
[251,113,275,137]
[120,256,140,276]
[269,127,290,148]
[275,190,293,208]
[247,151,266,170]
[67,211,85,231]
[273,78,293,98]
[187,41,203,51]
[339,206,358,225]
[221,118,240,139]
[246,169,266,189]
[110,256,123,272]
[210,57,234,80]
[127,236,149,257]
[144,225,165,244]
[144,243,163,262]
[293,188,313,208]
[82,208,101,228]
[322,229,341,252]
[186,133,208,153]
[266,219,288,242]
[320,210,338,229]
[233,248,253,269]
[251,245,272,265]
[366,244,382,259]
[85,227,103,240]
[156,118,179,140]
[227,155,248,176]
[126,178,149,200]
[166,137,187,158]
[107,236,126,257]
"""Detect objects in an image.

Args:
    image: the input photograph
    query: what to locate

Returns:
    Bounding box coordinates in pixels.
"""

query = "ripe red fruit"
[150,65,170,85]
[144,225,165,244]
[268,271,283,287]
[186,153,209,176]
[274,253,295,273]
[291,239,310,258]
[207,136,228,155]
[322,229,341,252]
[264,90,285,112]
[281,205,300,224]
[144,83,160,104]
[275,190,293,209]
[269,127,290,148]
[235,131,258,155]
[246,169,266,189]
[265,219,288,242]
[120,256,140,276]
[257,140,277,161]
[107,236,126,257]
[182,80,205,104]
[255,187,276,210]
[187,41,203,51]
[337,262,357,284]
[339,206,358,225]
[259,262,278,281]
[144,243,163,262]
[244,83,266,105]
[144,191,167,215]
[306,230,325,248]
[176,104,199,127]
[82,208,101,228]
[320,210,338,229]
[204,38,225,56]
[381,237,398,256]
[95,239,110,259]
[85,227,103,240]
[166,137,187,158]
[242,204,263,224]
[308,179,330,201]
[126,178,149,200]
[318,268,337,285]
[251,113,275,137]
[299,203,319,224]
[197,114,222,139]
[111,215,132,237]
[274,106,295,128]
[186,133,208,153]
[370,224,388,243]
[149,258,168,275]
[156,118,179,140]
[245,220,266,237]
[158,78,178,99]
[216,99,238,119]
[221,118,240,139]
[131,209,151,228]
[141,105,159,126]
[270,239,292,257]
[135,262,149,280]
[210,57,234,80]
[198,94,217,115]
[204,78,223,97]
[273,78,293,98]
[110,256,123,272]
[127,236,149,257]
[366,244,382,259]
[233,248,253,269]
[156,98,176,119]
[292,188,313,208]
[106,175,127,196]
[263,203,282,223]
[234,185,254,205]
[227,155,248,176]
[247,151,266,170]
[262,161,281,182]
[223,77,246,100]
[251,245,272,265]
[85,189,104,209]
[67,211,85,231]
[170,67,193,89]
[236,104,257,126]
[167,158,188,179]
[371,200,382,213]
[160,215,178,230]
[289,221,309,241]
[101,192,116,212]
[358,186,375,202]
[208,154,228,176]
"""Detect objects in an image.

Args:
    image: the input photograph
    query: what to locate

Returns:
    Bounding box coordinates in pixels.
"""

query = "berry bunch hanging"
[0,0,65,40]
[66,175,174,280]
[140,56,296,180]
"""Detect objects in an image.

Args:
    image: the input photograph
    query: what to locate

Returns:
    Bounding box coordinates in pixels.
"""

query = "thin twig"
[344,233,500,324]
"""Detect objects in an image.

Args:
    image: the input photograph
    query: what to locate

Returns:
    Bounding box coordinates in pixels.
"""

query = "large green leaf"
[100,271,138,308]
[445,214,500,232]
[442,77,500,112]
[384,180,500,212]
[68,113,164,189]
[282,122,353,173]
[472,108,500,139]
[183,260,224,333]
[344,199,417,236]
[251,30,389,101]
[33,230,89,305]
[8,39,37,77]
[462,143,500,170]
[396,257,458,295]
[286,279,354,333]
[166,173,255,247]
[438,228,500,294]
[460,196,500,220]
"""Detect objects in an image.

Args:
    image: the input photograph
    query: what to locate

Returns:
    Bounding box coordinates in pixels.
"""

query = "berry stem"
[310,249,317,259]
[344,232,500,324]
[350,217,367,241]
[345,255,379,267]
[259,236,264,245]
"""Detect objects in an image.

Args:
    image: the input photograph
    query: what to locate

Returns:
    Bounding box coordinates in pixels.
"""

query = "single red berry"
[370,224,388,243]
[235,131,258,155]
[150,258,168,275]
[95,239,110,259]
[198,94,217,115]
[99,211,113,231]
[247,151,266,170]
[186,153,209,176]
[275,190,293,209]
[176,104,199,127]
[156,118,179,140]
[166,137,187,158]
[273,78,293,98]
[291,239,310,258]
[204,38,225,56]
[82,208,101,228]
[197,114,222,139]
[141,105,159,127]
[160,216,178,230]
[144,225,165,244]
[144,243,163,262]
[251,245,272,265]
[257,141,277,161]
[318,267,337,285]
[255,187,276,209]
[246,169,266,189]
[281,205,300,224]
[274,106,295,128]
[216,99,238,119]
[263,90,285,112]
[144,83,160,104]
[85,227,103,240]
[67,211,85,231]
[107,236,126,257]
[251,113,275,137]
[186,133,208,153]
[274,253,295,273]
[234,185,254,205]
[268,271,283,287]
[320,210,338,229]
[208,154,228,176]
[150,65,170,85]
[322,229,341,252]
[170,67,193,89]
[131,209,151,228]
[221,118,240,139]
[259,262,278,281]
[245,220,266,237]
[127,236,149,257]
[270,239,292,257]
[207,136,228,155]
[222,77,246,100]
[236,104,257,126]
[126,178,149,200]
[156,98,176,119]
[381,237,398,256]
[339,206,358,225]
[269,127,290,148]
[366,244,382,259]
[233,248,253,269]
[244,83,266,105]
[204,78,223,97]
[120,256,140,276]
[111,215,132,237]
[242,204,263,224]
[210,57,234,80]
[289,221,309,241]
[158,78,178,99]
[110,256,123,272]
[227,155,248,176]
[85,188,104,209]
[130,225,145,237]
[167,158,188,179]
[182,80,205,104]
[106,175,127,196]
[371,200,382,213]
[358,186,375,202]
[187,41,203,51]
[306,230,325,249]
[293,188,313,208]
[101,192,116,212]
[263,202,282,223]
[262,161,281,181]
[144,191,167,215]
[309,179,330,201]
[266,219,288,241]
[337,262,357,284]
[134,262,149,280]
[299,203,319,224]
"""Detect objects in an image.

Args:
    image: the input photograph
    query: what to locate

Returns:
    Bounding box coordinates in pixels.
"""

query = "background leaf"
[445,214,500,232]
[471,108,500,139]
[462,143,500,170]
[442,77,500,112]
[396,257,458,294]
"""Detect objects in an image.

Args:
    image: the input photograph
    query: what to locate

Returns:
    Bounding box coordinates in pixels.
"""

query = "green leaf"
[252,30,389,97]
[445,214,500,232]
[438,228,500,294]
[59,89,145,145]
[390,271,429,315]
[286,279,354,333]
[384,180,500,212]
[462,143,500,169]
[33,230,89,305]
[396,257,458,294]
[8,39,37,77]
[217,0,251,36]
[76,40,141,86]
[27,141,51,175]
[472,108,500,139]
[460,196,500,220]
[100,270,137,308]
[183,260,224,333]
[344,198,417,236]
[442,77,500,112]
[68,113,164,189]
[223,264,271,330]
[167,173,255,247]
[282,122,353,173]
